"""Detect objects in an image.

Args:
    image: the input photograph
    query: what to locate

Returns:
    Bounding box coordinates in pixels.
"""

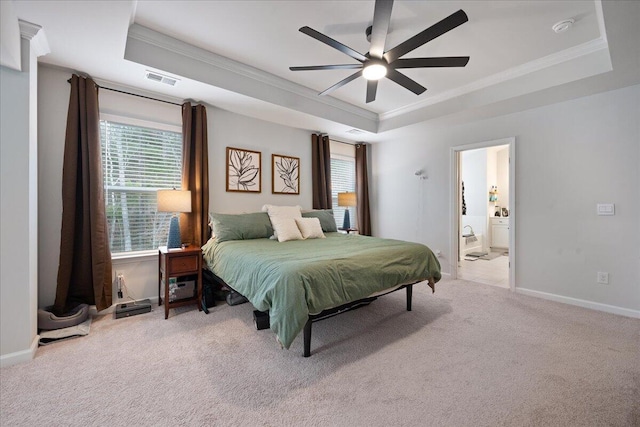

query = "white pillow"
[271,217,304,242]
[295,217,325,239]
[264,205,302,238]
[263,204,302,218]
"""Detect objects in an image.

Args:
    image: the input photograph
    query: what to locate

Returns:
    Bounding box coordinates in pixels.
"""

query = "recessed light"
[552,19,574,33]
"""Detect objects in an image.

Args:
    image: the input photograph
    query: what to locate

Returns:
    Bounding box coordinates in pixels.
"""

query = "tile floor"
[458,252,510,288]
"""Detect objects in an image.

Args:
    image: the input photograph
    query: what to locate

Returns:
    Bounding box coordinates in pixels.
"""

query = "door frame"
[449,137,516,291]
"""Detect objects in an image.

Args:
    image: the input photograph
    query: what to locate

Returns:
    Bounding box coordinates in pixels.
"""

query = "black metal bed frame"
[302,282,415,357]
[205,269,421,357]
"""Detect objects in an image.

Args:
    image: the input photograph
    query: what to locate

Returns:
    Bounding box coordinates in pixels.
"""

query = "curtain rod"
[67,78,182,107]
[323,135,360,146]
[99,86,182,107]
[331,138,367,146]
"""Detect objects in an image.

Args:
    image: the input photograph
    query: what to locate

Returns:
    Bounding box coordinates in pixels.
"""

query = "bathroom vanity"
[490,217,509,249]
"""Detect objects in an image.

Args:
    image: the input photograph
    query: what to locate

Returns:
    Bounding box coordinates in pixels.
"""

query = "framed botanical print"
[272,154,300,194]
[226,147,261,192]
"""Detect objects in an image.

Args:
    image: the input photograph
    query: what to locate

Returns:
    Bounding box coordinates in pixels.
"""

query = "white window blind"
[100,119,182,254]
[330,142,356,228]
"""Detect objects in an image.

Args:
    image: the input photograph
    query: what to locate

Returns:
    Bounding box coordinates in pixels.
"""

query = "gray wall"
[1,37,39,364]
[372,84,640,314]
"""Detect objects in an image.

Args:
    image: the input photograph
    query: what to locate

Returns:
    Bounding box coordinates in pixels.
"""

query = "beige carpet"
[1,279,638,426]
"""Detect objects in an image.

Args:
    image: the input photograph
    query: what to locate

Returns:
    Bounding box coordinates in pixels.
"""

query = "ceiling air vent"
[145,70,179,86]
[346,129,365,135]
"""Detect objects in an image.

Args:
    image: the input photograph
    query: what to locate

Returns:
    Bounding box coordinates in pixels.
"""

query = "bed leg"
[303,318,312,357]
[406,284,413,311]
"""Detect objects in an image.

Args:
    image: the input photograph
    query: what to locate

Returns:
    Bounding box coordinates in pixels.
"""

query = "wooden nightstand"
[158,246,203,319]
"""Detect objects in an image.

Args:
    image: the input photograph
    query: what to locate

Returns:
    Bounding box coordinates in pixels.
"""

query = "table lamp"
[337,192,357,230]
[157,188,192,249]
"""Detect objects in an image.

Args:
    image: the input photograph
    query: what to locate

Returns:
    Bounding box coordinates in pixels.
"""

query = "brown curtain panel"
[54,74,112,314]
[180,102,210,247]
[355,143,372,236]
[311,134,332,209]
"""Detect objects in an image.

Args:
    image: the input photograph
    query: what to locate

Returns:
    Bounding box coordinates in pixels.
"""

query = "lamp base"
[167,215,182,249]
[342,209,351,230]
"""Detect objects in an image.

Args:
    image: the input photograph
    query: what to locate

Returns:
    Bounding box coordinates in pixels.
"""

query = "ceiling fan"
[289,0,470,103]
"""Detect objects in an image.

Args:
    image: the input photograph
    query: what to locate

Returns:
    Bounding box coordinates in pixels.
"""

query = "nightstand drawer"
[169,255,198,274]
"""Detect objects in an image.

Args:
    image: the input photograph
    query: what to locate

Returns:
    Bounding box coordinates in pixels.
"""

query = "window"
[100,117,182,254]
[330,141,356,228]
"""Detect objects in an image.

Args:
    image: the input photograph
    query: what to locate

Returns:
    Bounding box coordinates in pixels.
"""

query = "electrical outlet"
[116,272,124,298]
[435,249,442,257]
[596,272,609,285]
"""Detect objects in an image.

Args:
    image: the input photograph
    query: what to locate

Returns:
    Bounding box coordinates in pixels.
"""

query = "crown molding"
[380,37,609,121]
[594,0,607,44]
[127,24,377,123]
[18,19,40,40]
[126,5,611,135]
[18,19,50,57]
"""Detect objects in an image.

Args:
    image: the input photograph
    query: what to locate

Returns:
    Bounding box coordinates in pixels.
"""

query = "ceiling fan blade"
[386,69,426,95]
[369,0,394,59]
[299,26,367,62]
[384,9,468,63]
[366,80,378,103]
[319,70,363,96]
[392,57,470,68]
[290,64,364,71]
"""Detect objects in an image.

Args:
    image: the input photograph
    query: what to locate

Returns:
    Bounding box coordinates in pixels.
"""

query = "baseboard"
[515,287,640,319]
[440,272,452,279]
[0,334,39,368]
[89,296,160,316]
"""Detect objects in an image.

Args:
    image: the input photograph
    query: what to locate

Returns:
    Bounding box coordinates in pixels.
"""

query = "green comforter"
[201,232,441,349]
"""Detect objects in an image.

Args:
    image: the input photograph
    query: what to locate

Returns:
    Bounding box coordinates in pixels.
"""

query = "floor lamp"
[157,189,192,249]
[338,192,357,230]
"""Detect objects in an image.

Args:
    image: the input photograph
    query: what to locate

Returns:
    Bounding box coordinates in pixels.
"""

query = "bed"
[201,210,441,356]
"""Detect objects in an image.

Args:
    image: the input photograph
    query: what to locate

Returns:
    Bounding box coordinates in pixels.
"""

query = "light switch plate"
[597,203,615,216]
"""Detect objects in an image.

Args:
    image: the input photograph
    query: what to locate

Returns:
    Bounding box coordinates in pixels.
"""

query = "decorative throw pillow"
[209,212,274,242]
[270,217,304,242]
[295,217,325,239]
[301,209,337,232]
[263,205,302,238]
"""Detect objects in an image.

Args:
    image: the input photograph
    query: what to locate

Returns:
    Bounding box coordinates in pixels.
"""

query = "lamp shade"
[337,192,357,207]
[157,189,192,213]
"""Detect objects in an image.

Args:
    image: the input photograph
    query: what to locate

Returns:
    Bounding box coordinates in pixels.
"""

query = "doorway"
[450,137,515,290]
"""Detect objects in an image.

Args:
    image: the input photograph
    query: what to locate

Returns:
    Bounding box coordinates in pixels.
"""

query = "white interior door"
[450,137,516,290]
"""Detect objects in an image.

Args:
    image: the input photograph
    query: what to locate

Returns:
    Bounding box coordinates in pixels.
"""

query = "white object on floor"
[39,317,92,346]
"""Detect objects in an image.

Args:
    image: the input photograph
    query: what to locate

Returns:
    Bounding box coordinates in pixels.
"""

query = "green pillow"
[209,212,274,242]
[302,209,337,232]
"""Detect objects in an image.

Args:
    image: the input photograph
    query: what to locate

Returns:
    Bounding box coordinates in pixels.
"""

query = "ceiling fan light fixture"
[363,62,387,80]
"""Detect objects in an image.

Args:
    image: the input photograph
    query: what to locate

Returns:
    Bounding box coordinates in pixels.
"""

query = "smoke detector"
[552,19,574,33]
[346,128,365,135]
[145,70,180,86]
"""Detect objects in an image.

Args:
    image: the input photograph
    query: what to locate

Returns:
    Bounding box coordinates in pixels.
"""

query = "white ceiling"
[10,0,640,141]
